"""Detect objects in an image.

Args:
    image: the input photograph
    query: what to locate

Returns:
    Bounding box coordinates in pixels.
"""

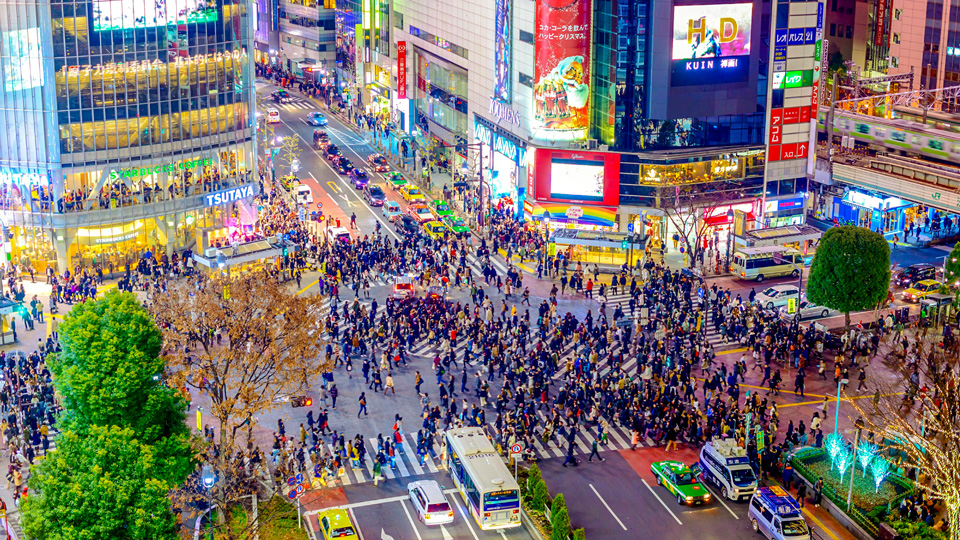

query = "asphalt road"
[307,477,535,540]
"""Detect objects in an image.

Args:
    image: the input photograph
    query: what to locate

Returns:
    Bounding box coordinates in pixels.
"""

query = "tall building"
[380,0,801,265]
[0,0,259,273]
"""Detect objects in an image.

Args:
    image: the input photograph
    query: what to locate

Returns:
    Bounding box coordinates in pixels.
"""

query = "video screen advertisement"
[533,0,592,140]
[671,3,752,86]
[533,149,620,207]
[92,0,219,32]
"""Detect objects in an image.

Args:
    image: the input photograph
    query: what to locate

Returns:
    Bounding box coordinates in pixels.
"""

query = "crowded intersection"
[0,79,956,540]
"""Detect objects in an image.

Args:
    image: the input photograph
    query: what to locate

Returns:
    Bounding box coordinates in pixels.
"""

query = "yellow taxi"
[901,279,943,303]
[399,184,426,202]
[317,509,358,539]
[423,220,448,240]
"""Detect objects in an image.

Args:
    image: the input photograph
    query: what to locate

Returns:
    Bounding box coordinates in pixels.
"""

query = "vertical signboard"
[533,0,592,139]
[494,0,512,102]
[397,41,407,99]
[765,0,824,166]
[875,0,886,46]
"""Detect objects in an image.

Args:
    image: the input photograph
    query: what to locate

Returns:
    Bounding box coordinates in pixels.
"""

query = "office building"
[0,0,259,273]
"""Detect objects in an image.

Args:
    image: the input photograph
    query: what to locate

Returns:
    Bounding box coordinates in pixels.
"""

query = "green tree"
[526,464,542,492]
[806,226,891,331]
[944,242,960,289]
[530,478,550,513]
[573,528,586,540]
[48,291,195,484]
[21,426,180,540]
[550,493,570,540]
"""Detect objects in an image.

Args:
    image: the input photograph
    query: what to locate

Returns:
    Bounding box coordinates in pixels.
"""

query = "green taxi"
[651,460,711,506]
[386,171,407,190]
[442,215,470,236]
[431,199,453,217]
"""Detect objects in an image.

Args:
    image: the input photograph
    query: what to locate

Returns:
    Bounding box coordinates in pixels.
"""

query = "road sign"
[756,430,765,451]
[196,409,201,431]
[627,223,634,233]
[787,298,798,314]
[510,443,522,455]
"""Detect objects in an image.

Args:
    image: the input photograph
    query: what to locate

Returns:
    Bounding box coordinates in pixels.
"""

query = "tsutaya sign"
[205,185,255,206]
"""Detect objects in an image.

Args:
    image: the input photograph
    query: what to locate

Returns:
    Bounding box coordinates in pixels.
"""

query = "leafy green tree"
[48,291,195,484]
[806,226,891,331]
[550,493,570,540]
[21,426,180,540]
[526,464,542,493]
[573,528,586,540]
[944,242,960,289]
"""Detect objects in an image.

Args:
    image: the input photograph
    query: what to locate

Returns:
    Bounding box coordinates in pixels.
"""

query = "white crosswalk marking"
[399,436,425,475]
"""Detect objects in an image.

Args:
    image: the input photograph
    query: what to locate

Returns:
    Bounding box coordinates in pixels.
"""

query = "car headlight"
[686,496,693,501]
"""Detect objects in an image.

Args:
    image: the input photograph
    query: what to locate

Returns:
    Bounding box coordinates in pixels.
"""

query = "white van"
[749,487,811,540]
[296,184,313,205]
[267,108,281,124]
[326,226,351,244]
[698,438,757,501]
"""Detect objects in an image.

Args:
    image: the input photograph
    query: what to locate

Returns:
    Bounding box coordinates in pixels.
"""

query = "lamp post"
[543,216,551,269]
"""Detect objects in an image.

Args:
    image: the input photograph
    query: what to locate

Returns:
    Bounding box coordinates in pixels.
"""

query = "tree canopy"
[806,226,890,329]
[21,426,180,540]
[944,241,960,289]
[48,291,194,483]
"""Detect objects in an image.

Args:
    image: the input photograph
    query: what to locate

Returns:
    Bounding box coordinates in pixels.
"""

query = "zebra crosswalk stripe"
[399,435,425,476]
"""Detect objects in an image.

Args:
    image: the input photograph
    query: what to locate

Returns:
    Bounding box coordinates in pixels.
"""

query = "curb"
[520,506,549,540]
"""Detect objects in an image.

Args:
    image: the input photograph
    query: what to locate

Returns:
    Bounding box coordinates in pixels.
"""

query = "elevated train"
[817,107,960,161]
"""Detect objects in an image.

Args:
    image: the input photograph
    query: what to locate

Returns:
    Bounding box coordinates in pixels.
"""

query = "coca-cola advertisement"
[533,0,591,138]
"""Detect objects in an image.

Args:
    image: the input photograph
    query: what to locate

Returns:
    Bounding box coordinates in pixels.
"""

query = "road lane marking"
[589,484,627,530]
[399,500,425,540]
[349,507,367,540]
[699,482,739,519]
[448,492,481,540]
[641,478,683,525]
[278,116,399,241]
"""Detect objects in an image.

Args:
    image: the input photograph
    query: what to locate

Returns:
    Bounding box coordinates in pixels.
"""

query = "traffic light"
[282,245,289,257]
[621,239,629,250]
[291,396,313,408]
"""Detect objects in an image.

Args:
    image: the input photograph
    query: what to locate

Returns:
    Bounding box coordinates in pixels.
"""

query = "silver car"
[779,300,837,321]
[407,480,454,525]
[754,285,800,310]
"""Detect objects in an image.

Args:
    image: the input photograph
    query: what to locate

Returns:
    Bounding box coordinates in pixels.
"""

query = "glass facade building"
[0,0,258,273]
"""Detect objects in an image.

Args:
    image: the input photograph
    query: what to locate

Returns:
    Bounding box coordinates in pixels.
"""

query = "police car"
[748,487,811,540]
[699,438,757,502]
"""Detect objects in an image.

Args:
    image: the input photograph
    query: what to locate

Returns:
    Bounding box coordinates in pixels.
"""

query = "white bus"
[445,427,521,530]
[731,247,803,282]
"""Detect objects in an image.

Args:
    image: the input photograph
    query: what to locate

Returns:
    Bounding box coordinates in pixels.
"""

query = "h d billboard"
[494,0,512,102]
[533,0,591,139]
[671,3,752,86]
[533,148,619,207]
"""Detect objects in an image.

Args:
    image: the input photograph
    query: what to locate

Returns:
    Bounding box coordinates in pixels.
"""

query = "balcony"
[0,174,259,230]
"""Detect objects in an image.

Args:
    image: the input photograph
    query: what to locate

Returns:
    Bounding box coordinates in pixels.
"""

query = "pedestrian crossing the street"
[298,421,655,488]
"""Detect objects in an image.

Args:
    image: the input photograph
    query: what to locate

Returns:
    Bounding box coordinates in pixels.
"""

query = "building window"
[519,73,533,87]
[831,0,838,11]
[893,33,900,44]
[519,30,534,44]
[830,23,836,36]
[895,8,902,19]
[408,26,468,59]
[395,12,403,29]
[891,56,899,67]
[846,26,852,38]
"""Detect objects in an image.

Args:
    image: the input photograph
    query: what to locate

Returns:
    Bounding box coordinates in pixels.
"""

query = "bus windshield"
[483,490,520,510]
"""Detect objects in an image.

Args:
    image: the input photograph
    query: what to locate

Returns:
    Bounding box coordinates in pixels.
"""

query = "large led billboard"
[671,3,752,86]
[550,159,604,202]
[3,29,43,93]
[493,0,512,103]
[533,0,591,139]
[92,0,219,32]
[533,149,619,206]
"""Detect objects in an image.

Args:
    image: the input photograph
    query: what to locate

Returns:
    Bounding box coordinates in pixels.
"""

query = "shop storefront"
[548,229,644,267]
[761,194,807,228]
[474,116,527,218]
[831,191,912,233]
